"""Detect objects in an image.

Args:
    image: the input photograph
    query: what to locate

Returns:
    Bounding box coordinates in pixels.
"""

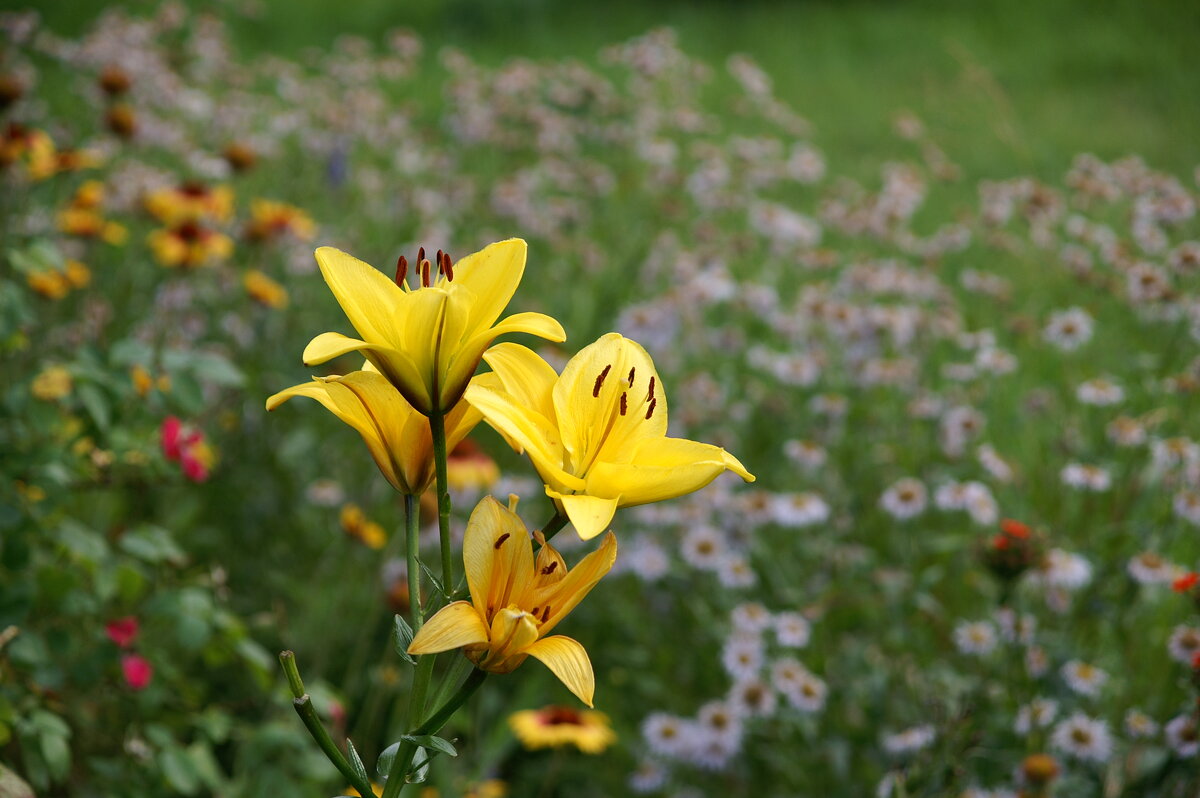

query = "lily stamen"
[395,255,408,287]
[628,366,636,386]
[646,397,657,419]
[619,393,628,416]
[647,376,655,402]
[592,365,611,397]
[494,532,511,549]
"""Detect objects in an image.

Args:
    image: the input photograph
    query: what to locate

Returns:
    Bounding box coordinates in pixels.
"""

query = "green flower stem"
[538,511,570,544]
[404,492,424,630]
[279,651,377,798]
[382,668,489,798]
[429,407,454,595]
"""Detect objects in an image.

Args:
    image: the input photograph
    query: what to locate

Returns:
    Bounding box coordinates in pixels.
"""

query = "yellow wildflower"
[407,496,616,706]
[245,199,316,242]
[301,239,565,415]
[65,260,91,288]
[144,182,234,223]
[509,705,615,753]
[243,269,289,308]
[147,221,234,268]
[267,369,488,496]
[446,439,500,493]
[339,504,387,550]
[31,366,73,400]
[26,269,71,300]
[464,334,755,540]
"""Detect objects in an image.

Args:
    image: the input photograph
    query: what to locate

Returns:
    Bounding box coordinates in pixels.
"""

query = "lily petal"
[452,238,527,334]
[485,607,541,670]
[547,490,620,541]
[525,635,596,707]
[462,498,535,623]
[481,343,560,423]
[302,331,378,365]
[464,384,583,491]
[530,531,617,636]
[588,437,755,507]
[407,601,489,655]
[314,246,404,345]
[461,312,566,364]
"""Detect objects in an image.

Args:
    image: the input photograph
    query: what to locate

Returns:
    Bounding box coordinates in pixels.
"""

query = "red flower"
[105,616,139,648]
[1173,572,1199,593]
[121,654,154,690]
[161,416,184,460]
[999,519,1030,539]
[991,534,1010,550]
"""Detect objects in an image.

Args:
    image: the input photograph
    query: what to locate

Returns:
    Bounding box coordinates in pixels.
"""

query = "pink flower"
[161,416,184,461]
[105,616,139,648]
[121,654,153,690]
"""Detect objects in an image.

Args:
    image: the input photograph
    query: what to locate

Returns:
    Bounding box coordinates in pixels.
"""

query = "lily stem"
[382,668,489,798]
[539,511,570,544]
[279,651,377,798]
[405,493,424,631]
[429,407,454,596]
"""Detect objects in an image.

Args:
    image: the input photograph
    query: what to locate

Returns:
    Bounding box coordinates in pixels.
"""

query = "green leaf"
[40,732,70,780]
[190,351,245,387]
[118,526,187,566]
[160,746,201,795]
[400,734,457,758]
[76,383,110,431]
[392,615,416,665]
[417,561,447,598]
[346,739,370,786]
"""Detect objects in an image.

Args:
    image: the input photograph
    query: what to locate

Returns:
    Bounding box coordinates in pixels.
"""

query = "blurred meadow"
[2,0,1200,796]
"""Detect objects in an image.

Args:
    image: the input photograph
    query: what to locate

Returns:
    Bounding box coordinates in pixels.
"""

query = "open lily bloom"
[464,333,756,540]
[408,497,616,706]
[301,239,565,415]
[266,368,489,495]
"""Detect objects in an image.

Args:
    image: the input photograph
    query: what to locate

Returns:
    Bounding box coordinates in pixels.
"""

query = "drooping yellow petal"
[528,531,617,636]
[464,384,582,491]
[589,437,755,506]
[302,331,379,365]
[525,635,596,707]
[407,601,490,655]
[452,238,527,335]
[547,490,620,541]
[314,247,405,345]
[462,497,535,624]
[480,343,560,424]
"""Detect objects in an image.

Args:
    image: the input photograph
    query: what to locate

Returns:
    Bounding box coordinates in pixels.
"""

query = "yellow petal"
[407,601,489,655]
[302,331,377,365]
[461,311,567,358]
[529,531,617,636]
[314,246,404,345]
[481,343,559,423]
[547,490,619,541]
[452,238,527,334]
[589,437,755,507]
[399,288,450,397]
[524,635,596,707]
[462,497,535,623]
[464,384,583,491]
[484,607,541,669]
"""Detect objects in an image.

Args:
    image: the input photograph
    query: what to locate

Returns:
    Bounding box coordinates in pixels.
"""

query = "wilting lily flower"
[464,333,755,540]
[407,496,616,706]
[266,368,488,495]
[301,239,565,415]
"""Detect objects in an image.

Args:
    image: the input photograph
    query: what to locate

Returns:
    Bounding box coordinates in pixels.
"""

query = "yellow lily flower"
[463,333,756,540]
[407,496,616,707]
[266,369,488,495]
[301,239,566,416]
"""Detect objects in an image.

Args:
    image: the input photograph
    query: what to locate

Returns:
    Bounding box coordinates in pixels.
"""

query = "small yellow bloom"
[464,333,755,540]
[339,504,387,549]
[147,221,233,268]
[26,269,71,299]
[266,368,487,496]
[243,269,289,308]
[144,182,234,223]
[447,439,500,493]
[466,780,508,798]
[15,481,46,503]
[301,239,565,415]
[344,782,382,797]
[407,496,616,706]
[65,260,91,289]
[31,365,73,400]
[509,705,616,753]
[245,199,315,242]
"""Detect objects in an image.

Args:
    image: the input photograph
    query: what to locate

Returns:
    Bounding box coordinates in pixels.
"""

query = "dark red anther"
[417,246,425,265]
[541,561,558,576]
[442,252,454,281]
[647,376,656,402]
[645,397,657,419]
[619,392,628,416]
[628,366,636,386]
[395,255,408,286]
[592,365,611,397]
[541,606,551,623]
[436,249,444,274]
[420,259,431,287]
[494,532,510,549]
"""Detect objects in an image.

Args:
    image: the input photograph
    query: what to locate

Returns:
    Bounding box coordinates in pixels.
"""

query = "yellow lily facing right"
[407,497,617,707]
[266,369,487,496]
[302,239,565,416]
[463,333,755,540]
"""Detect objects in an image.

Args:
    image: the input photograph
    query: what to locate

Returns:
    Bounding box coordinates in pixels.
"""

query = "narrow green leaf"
[392,615,416,665]
[400,734,457,757]
[346,739,370,786]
